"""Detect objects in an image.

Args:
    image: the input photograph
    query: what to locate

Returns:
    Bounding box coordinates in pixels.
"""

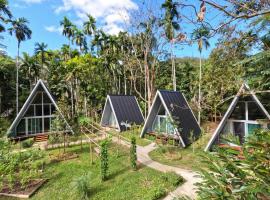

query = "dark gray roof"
[109,95,144,131]
[159,90,201,145]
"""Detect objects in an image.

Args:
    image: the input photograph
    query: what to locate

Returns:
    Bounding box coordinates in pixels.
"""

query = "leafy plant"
[196,129,270,199]
[100,140,109,181]
[0,117,10,138]
[72,172,91,200]
[130,136,137,170]
[161,172,184,187]
[21,138,34,148]
[0,140,45,190]
[150,186,166,200]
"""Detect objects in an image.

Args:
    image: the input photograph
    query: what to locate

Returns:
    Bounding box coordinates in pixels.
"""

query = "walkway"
[111,137,200,199]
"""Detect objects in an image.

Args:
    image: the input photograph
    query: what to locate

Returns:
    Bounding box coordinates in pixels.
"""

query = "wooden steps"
[35,134,49,142]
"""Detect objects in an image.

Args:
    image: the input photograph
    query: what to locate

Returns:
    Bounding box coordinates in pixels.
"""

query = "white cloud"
[55,0,138,35]
[44,25,63,34]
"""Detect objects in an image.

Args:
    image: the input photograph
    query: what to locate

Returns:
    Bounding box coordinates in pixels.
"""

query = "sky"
[2,0,218,59]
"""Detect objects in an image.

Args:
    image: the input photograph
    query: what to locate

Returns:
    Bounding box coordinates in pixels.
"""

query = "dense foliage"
[196,129,270,199]
[100,140,109,181]
[0,139,45,190]
[130,136,137,170]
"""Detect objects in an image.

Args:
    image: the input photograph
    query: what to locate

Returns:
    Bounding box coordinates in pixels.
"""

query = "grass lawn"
[109,128,152,147]
[0,143,183,200]
[148,131,212,171]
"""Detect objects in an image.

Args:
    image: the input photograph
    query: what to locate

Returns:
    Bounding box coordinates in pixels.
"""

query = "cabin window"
[233,122,245,144]
[248,102,266,120]
[230,102,245,120]
[247,123,261,134]
[16,119,26,136]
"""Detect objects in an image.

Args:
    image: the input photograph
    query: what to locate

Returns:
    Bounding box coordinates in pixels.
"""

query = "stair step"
[35,134,49,142]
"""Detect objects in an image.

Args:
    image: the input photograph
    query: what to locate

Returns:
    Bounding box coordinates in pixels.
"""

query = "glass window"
[35,118,42,133]
[159,116,167,133]
[43,93,51,103]
[36,105,42,116]
[25,105,35,117]
[158,105,166,115]
[248,124,261,134]
[51,105,56,114]
[16,119,26,136]
[44,118,50,132]
[32,92,42,104]
[233,122,245,144]
[44,104,51,116]
[248,102,267,120]
[230,102,246,120]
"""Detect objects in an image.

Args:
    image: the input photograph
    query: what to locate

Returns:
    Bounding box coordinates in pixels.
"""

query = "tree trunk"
[16,42,20,115]
[0,87,2,114]
[171,41,176,91]
[198,52,202,126]
[70,83,74,118]
[124,69,127,95]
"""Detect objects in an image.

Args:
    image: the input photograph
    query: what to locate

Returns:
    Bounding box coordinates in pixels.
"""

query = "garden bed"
[0,179,47,199]
[49,152,79,163]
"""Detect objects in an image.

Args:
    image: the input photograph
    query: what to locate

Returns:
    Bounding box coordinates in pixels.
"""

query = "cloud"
[55,0,138,35]
[44,26,63,34]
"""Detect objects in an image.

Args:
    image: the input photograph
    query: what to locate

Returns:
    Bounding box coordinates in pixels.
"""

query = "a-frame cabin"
[205,83,270,151]
[7,80,73,139]
[100,95,144,132]
[140,90,201,147]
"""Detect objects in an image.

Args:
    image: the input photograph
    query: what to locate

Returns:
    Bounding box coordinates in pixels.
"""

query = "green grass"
[148,132,212,171]
[0,143,183,200]
[109,128,152,147]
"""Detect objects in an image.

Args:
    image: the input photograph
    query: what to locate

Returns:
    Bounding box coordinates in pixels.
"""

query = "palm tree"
[8,17,32,114]
[0,0,12,32]
[161,0,180,91]
[20,52,40,88]
[34,42,48,77]
[0,0,12,53]
[192,25,210,125]
[60,16,75,58]
[83,14,96,36]
[73,28,87,54]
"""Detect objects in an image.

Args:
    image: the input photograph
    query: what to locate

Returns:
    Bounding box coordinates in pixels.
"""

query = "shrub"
[72,172,91,200]
[130,136,137,170]
[100,140,109,181]
[0,118,10,138]
[150,186,166,200]
[196,129,270,200]
[21,138,34,148]
[161,172,184,187]
[0,140,45,190]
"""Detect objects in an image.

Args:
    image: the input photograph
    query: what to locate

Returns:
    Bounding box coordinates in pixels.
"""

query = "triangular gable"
[140,91,186,147]
[100,95,121,131]
[100,95,144,132]
[7,79,73,137]
[204,83,270,151]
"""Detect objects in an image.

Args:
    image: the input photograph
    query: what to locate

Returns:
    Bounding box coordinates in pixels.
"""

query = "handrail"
[80,126,101,149]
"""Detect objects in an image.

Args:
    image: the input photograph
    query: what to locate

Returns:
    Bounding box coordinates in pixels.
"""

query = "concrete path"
[111,137,200,199]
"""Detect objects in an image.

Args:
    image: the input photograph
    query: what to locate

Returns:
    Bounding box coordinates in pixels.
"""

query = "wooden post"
[64,133,66,155]
[81,132,83,151]
[90,139,93,165]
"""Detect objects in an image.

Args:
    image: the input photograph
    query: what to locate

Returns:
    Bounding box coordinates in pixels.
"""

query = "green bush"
[161,172,184,187]
[130,136,137,170]
[72,172,91,200]
[100,140,109,181]
[21,138,34,148]
[0,117,10,138]
[0,140,45,190]
[196,129,270,200]
[150,186,166,200]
